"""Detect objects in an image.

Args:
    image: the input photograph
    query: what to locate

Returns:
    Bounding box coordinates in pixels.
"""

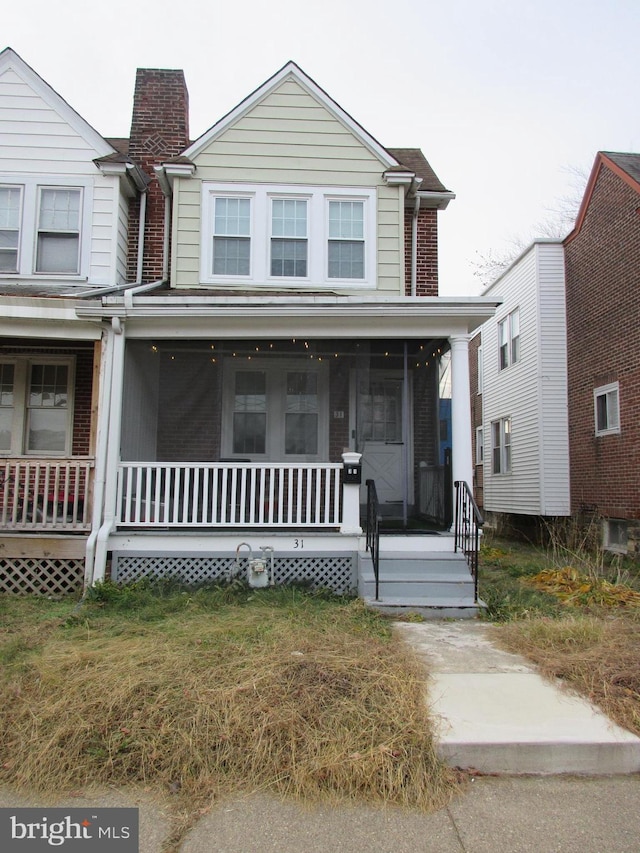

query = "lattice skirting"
[0,557,84,596]
[112,552,356,595]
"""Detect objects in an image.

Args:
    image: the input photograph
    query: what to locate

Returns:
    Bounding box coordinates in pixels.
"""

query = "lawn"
[0,581,460,851]
[478,535,640,738]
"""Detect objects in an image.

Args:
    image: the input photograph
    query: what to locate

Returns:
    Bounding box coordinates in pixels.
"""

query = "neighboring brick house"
[564,151,640,553]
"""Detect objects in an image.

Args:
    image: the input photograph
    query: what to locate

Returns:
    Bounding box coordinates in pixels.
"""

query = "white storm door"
[355,373,406,504]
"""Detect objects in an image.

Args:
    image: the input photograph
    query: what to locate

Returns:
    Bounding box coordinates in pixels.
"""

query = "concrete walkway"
[2,777,640,852]
[394,620,640,775]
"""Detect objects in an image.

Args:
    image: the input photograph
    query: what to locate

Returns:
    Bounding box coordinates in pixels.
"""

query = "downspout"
[93,315,127,584]
[84,323,115,586]
[136,191,147,284]
[411,194,421,297]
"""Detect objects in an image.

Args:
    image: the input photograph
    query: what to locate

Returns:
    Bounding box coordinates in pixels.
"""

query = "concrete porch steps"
[358,551,483,618]
[395,621,640,775]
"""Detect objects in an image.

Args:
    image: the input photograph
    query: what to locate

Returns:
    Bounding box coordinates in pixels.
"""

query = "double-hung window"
[223,359,327,461]
[0,180,88,277]
[328,200,364,279]
[0,186,22,273]
[498,308,520,370]
[202,183,375,287]
[491,417,511,474]
[36,188,82,274]
[0,358,74,456]
[213,196,251,276]
[475,426,484,465]
[271,198,308,277]
[594,383,620,436]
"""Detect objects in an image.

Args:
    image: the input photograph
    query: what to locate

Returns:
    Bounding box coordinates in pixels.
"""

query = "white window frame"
[0,177,91,279]
[491,416,511,474]
[0,356,75,456]
[498,308,520,370]
[475,426,484,465]
[594,382,620,436]
[0,185,23,273]
[221,358,329,462]
[201,183,376,288]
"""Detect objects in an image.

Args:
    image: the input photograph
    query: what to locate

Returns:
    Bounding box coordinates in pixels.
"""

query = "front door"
[353,372,410,506]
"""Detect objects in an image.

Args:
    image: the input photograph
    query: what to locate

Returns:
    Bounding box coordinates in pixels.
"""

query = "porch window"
[594,383,620,436]
[0,358,74,456]
[233,370,266,454]
[36,188,81,274]
[491,416,511,474]
[328,200,364,279]
[0,186,21,273]
[498,308,520,370]
[213,197,251,276]
[223,359,328,461]
[271,199,307,277]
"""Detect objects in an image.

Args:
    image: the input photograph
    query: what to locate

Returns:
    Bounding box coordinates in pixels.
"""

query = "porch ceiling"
[77,295,499,339]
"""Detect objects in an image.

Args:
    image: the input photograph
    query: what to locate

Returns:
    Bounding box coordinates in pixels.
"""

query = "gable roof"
[183,61,400,168]
[565,150,640,245]
[0,47,116,159]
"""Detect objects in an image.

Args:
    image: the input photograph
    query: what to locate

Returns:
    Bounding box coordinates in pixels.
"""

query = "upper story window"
[36,188,81,274]
[271,198,308,277]
[498,308,520,370]
[0,357,75,456]
[328,200,364,279]
[0,179,88,278]
[201,183,376,288]
[0,186,22,272]
[594,382,620,436]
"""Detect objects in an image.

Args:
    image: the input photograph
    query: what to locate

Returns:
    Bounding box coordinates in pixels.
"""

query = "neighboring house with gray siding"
[474,239,570,534]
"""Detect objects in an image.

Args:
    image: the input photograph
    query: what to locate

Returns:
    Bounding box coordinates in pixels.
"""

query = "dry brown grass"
[0,592,459,850]
[492,611,640,737]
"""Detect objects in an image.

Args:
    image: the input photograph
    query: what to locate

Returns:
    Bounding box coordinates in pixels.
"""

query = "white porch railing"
[0,458,93,532]
[117,462,343,528]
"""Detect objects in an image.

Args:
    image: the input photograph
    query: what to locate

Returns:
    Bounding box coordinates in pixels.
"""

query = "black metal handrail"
[454,480,484,602]
[365,479,381,601]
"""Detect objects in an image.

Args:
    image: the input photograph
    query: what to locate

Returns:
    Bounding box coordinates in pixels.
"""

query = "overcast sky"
[4,0,639,295]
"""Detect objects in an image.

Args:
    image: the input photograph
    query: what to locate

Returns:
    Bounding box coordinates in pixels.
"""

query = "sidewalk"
[2,777,640,852]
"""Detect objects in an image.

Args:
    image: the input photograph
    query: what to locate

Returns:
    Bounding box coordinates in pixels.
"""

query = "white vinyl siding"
[0,62,128,286]
[172,77,402,293]
[481,242,569,515]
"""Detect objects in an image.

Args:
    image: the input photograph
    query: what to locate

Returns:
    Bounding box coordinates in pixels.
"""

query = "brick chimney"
[126,69,190,283]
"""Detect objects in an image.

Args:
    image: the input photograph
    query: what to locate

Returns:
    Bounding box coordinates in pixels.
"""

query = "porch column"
[449,334,473,489]
[340,451,363,535]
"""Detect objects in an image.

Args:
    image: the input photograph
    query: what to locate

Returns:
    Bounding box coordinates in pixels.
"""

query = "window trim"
[0,356,75,457]
[491,416,511,475]
[0,177,91,279]
[35,186,83,275]
[594,382,620,436]
[498,308,520,371]
[201,183,376,288]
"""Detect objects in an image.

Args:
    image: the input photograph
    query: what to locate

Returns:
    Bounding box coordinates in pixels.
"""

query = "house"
[0,48,148,596]
[471,240,570,538]
[1,53,499,609]
[564,151,640,554]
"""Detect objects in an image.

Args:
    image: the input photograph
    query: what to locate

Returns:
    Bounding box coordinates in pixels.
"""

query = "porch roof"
[76,294,500,339]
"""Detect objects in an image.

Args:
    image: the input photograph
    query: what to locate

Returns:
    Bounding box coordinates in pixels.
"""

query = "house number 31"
[293,538,304,549]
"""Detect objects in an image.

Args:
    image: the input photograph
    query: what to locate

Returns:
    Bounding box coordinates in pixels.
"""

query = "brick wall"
[565,164,640,521]
[403,208,439,296]
[127,69,190,283]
